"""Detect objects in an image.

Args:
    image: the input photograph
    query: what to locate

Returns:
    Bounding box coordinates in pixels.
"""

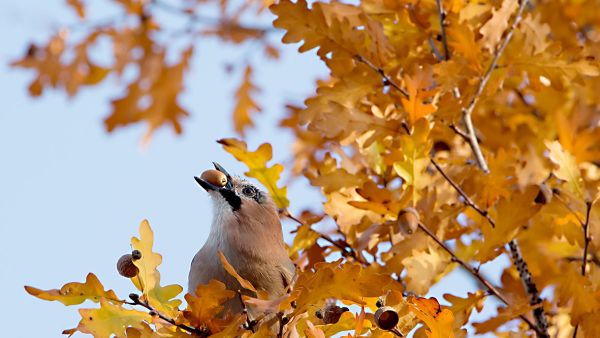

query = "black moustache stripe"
[219,189,241,211]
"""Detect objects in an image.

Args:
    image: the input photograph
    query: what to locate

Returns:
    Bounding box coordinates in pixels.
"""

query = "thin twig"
[449,123,470,142]
[430,158,496,227]
[417,222,544,336]
[354,54,409,98]
[237,290,257,332]
[128,293,209,336]
[460,0,530,173]
[572,200,593,338]
[151,0,275,33]
[428,37,445,61]
[284,210,370,266]
[435,0,450,60]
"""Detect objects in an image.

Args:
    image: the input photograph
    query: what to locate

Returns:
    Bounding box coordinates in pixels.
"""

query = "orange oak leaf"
[232,65,261,136]
[401,67,437,125]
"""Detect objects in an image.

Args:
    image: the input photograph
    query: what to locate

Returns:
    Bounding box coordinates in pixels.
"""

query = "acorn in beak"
[194,162,241,210]
[194,162,233,192]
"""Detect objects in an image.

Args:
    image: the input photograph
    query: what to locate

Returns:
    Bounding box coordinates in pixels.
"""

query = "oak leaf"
[218,138,289,209]
[479,0,518,53]
[75,299,152,338]
[25,273,118,306]
[130,220,183,317]
[232,65,261,136]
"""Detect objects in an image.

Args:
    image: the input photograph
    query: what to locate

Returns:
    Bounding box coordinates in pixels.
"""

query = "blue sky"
[1,1,504,336]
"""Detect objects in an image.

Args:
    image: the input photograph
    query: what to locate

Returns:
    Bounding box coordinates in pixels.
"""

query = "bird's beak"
[194,176,220,192]
[193,162,235,192]
[212,162,234,190]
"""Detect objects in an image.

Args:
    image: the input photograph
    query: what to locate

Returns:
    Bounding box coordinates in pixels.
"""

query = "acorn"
[117,254,139,278]
[374,306,399,330]
[200,169,228,188]
[397,207,420,235]
[315,304,349,324]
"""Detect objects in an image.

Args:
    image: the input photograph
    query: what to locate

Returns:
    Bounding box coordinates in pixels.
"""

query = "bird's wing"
[278,259,296,292]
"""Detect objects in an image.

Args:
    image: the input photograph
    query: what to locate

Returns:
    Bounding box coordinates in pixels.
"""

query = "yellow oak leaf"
[552,265,600,322]
[207,315,248,338]
[131,220,183,317]
[289,223,321,257]
[402,246,451,295]
[479,0,518,53]
[307,153,367,194]
[25,273,118,306]
[292,261,401,315]
[545,140,584,199]
[218,138,289,209]
[472,301,534,334]
[232,65,261,136]
[476,185,541,263]
[392,119,432,205]
[270,0,389,64]
[75,299,151,337]
[447,21,482,72]
[408,296,455,338]
[444,291,485,336]
[183,279,236,332]
[401,67,437,125]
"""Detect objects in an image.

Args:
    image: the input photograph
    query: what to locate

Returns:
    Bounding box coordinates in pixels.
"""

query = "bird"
[188,162,295,315]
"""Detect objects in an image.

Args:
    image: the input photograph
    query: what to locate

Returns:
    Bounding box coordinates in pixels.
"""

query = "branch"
[417,222,544,336]
[431,156,550,336]
[435,0,450,60]
[128,293,210,337]
[572,201,593,338]
[428,37,446,62]
[581,201,594,276]
[354,54,409,99]
[460,0,530,173]
[430,158,496,227]
[507,240,549,337]
[285,210,370,266]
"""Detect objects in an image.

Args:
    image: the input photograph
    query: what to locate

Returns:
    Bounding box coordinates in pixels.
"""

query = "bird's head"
[194,162,275,216]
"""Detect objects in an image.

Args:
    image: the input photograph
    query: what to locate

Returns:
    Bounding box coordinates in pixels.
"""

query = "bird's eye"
[242,186,256,197]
